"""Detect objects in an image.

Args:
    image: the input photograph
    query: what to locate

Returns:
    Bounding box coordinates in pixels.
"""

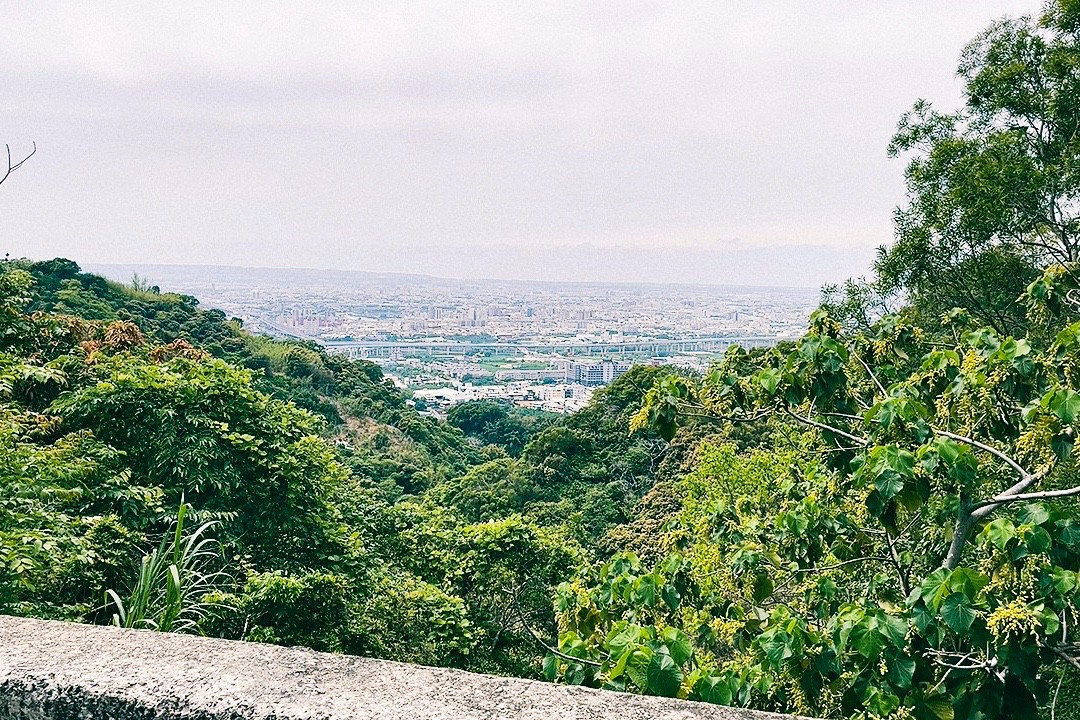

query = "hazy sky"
[1,1,1042,287]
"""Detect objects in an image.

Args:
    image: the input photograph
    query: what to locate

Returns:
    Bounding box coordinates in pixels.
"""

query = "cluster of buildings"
[493,358,631,385]
[410,381,592,414]
[379,357,637,415]
[91,265,814,414]
[220,272,814,347]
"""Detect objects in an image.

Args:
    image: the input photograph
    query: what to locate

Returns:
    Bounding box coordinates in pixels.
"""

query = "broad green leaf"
[874,472,905,502]
[881,614,908,647]
[1059,520,1080,547]
[850,619,886,659]
[1052,431,1075,460]
[916,568,951,608]
[646,651,683,697]
[607,641,637,681]
[922,694,955,720]
[1049,389,1080,424]
[633,575,658,607]
[696,673,732,705]
[605,623,638,659]
[885,653,916,689]
[625,646,653,691]
[861,446,915,502]
[756,368,782,396]
[980,518,1016,551]
[542,654,559,681]
[660,554,682,575]
[760,629,790,667]
[660,627,693,665]
[1017,504,1050,526]
[661,583,681,612]
[940,592,977,633]
[864,687,901,717]
[1024,525,1052,554]
[752,573,774,603]
[946,567,989,598]
[1039,607,1061,636]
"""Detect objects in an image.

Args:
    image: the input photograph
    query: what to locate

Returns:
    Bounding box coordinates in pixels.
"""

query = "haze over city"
[2,1,1041,286]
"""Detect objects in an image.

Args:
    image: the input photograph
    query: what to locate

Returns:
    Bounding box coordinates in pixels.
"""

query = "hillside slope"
[2,258,684,680]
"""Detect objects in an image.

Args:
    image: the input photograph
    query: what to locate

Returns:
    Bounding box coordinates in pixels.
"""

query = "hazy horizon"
[2,1,1041,285]
[83,259,827,292]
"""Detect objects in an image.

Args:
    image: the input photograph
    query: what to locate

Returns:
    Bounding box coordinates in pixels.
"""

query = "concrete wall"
[0,615,807,720]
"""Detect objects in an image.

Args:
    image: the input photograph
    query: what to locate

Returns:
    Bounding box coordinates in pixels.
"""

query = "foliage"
[10,4,1080,718]
[51,353,349,570]
[430,458,535,522]
[552,10,1080,714]
[828,3,1080,336]
[549,553,699,698]
[105,501,227,633]
[447,399,556,456]
[423,365,687,549]
[352,570,475,666]
[621,290,1080,717]
[0,259,589,681]
[205,570,355,652]
[379,500,581,675]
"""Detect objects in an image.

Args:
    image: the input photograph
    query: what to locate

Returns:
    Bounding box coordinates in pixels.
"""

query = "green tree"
[51,354,349,571]
[447,399,554,457]
[834,2,1080,335]
[618,296,1080,717]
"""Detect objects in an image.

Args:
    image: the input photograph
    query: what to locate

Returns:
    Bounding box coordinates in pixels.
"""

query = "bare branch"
[9,141,36,172]
[885,528,911,597]
[510,594,602,669]
[1052,646,1080,673]
[783,406,868,445]
[789,556,891,573]
[972,480,1080,515]
[820,411,866,422]
[523,622,602,668]
[932,428,1030,479]
[0,142,36,187]
[854,351,887,398]
[925,648,1004,681]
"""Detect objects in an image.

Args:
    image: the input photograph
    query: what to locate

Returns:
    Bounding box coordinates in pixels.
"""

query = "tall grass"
[105,500,228,633]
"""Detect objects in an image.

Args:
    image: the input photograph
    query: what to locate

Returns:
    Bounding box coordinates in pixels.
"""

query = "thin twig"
[931,428,1030,479]
[511,596,602,669]
[854,352,887,397]
[0,141,36,186]
[783,406,868,445]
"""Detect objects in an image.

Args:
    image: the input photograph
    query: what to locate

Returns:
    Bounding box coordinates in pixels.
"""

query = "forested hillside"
[6,3,1080,720]
[1,257,694,679]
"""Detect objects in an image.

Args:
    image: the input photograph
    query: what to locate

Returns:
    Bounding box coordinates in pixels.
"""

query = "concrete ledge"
[0,615,805,720]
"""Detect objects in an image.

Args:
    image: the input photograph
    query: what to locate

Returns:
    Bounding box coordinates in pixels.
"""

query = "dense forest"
[0,256,701,677]
[4,3,1080,719]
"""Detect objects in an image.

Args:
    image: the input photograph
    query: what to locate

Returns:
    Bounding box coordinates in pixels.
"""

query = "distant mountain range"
[84,262,823,296]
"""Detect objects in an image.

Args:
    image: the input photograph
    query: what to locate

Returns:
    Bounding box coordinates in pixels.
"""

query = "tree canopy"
[829,3,1080,336]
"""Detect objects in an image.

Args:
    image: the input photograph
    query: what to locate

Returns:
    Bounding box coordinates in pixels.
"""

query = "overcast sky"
[0,1,1042,287]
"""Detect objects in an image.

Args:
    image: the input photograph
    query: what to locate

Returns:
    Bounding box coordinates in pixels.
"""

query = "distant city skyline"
[84,260,817,413]
[2,1,1041,286]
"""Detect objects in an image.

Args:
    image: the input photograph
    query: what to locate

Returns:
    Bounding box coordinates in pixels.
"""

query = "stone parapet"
[0,615,808,720]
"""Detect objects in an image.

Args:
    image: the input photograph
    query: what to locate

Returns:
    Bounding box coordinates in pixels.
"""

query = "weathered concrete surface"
[0,615,807,720]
